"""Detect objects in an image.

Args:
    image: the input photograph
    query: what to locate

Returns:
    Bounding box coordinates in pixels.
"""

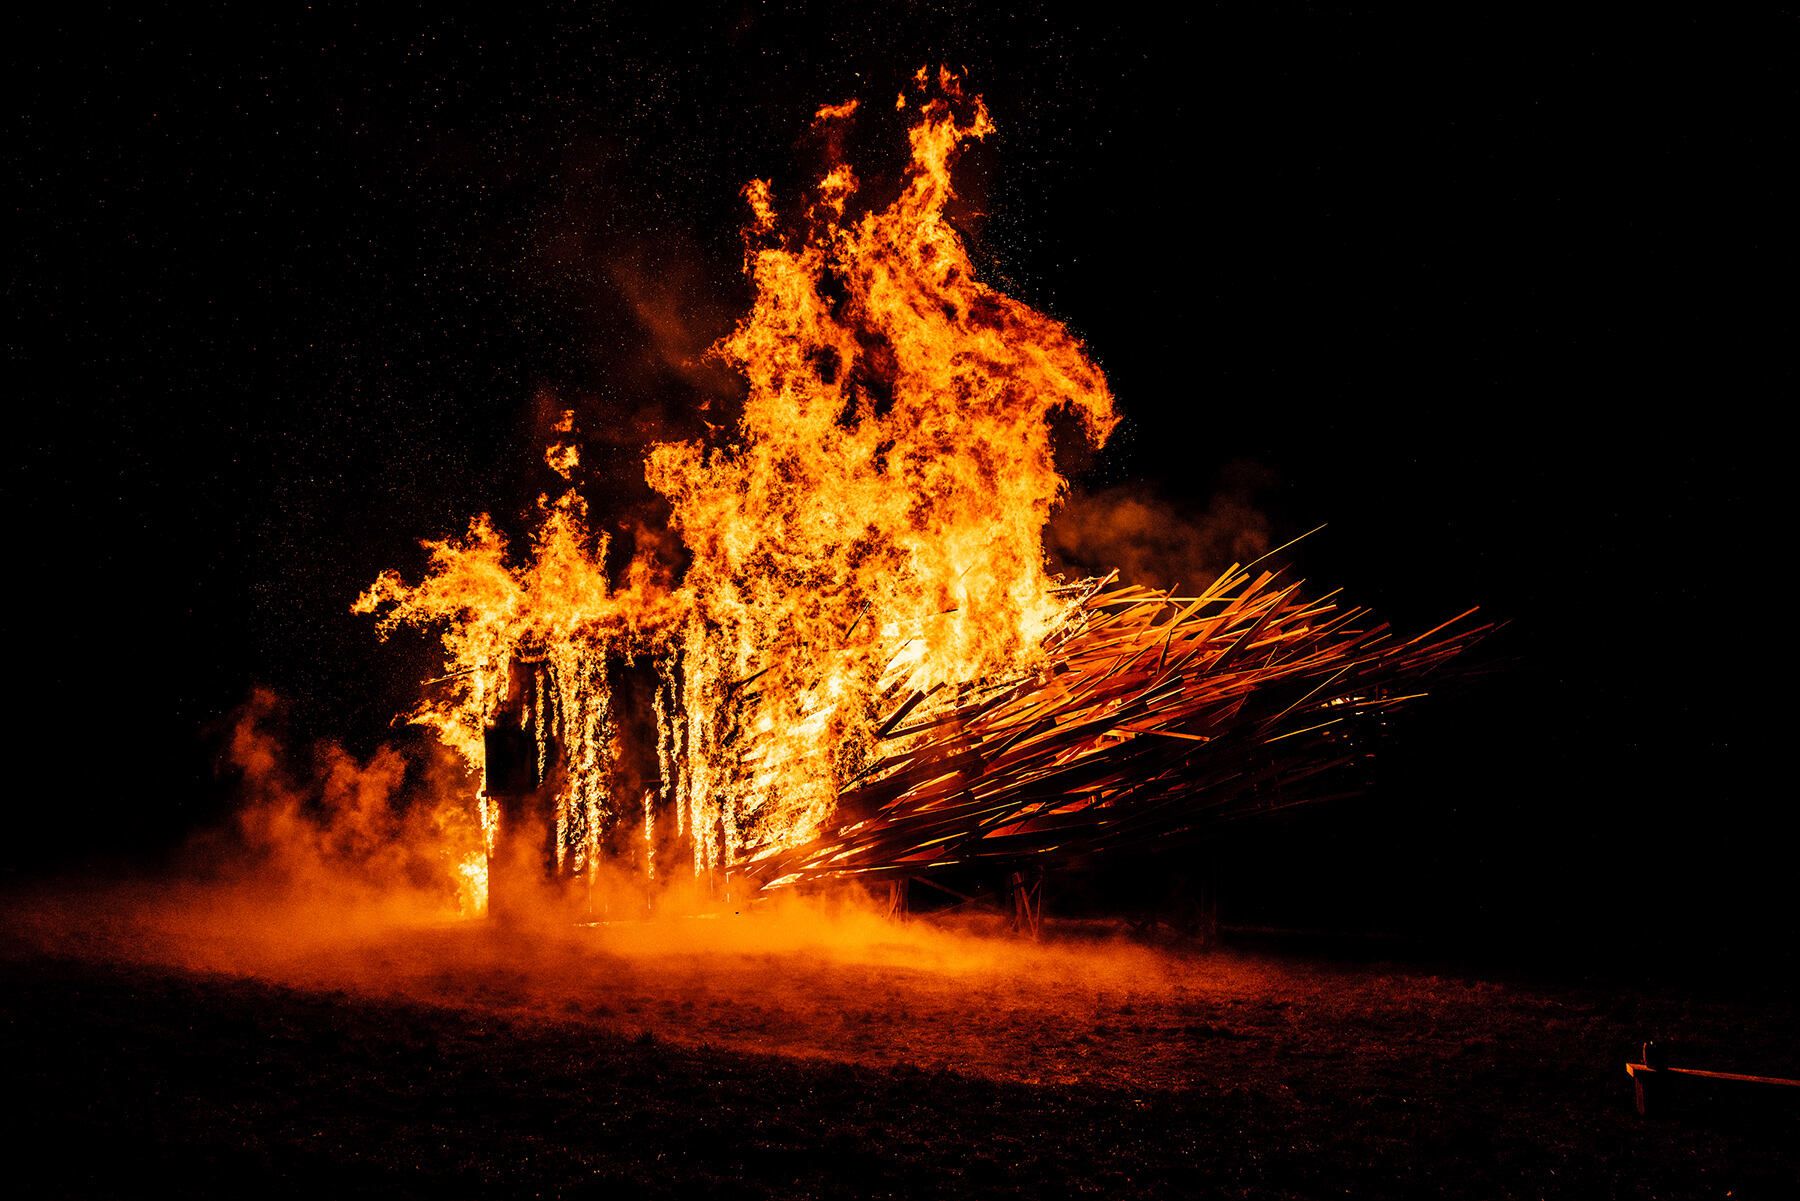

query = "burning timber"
[475,561,1486,914]
[745,571,1482,888]
[355,71,1488,921]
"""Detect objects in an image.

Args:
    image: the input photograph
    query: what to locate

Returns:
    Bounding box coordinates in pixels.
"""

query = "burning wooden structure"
[475,558,1485,915]
[738,567,1484,891]
[357,70,1489,922]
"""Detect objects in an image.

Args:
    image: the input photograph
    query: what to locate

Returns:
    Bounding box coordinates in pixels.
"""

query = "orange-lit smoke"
[213,688,487,917]
[1048,464,1275,593]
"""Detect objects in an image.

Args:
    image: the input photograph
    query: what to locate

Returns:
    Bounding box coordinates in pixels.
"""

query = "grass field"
[3,892,1794,1198]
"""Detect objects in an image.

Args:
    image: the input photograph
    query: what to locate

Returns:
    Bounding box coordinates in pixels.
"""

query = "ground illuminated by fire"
[6,887,1795,1198]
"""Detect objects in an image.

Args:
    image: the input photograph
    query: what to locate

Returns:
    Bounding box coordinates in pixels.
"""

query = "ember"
[355,70,1483,916]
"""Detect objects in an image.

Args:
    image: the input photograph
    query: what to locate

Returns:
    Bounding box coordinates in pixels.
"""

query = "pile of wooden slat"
[736,560,1489,889]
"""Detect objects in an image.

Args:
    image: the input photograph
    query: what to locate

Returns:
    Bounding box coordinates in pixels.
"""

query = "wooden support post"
[1008,867,1044,940]
[482,655,574,922]
[884,878,909,922]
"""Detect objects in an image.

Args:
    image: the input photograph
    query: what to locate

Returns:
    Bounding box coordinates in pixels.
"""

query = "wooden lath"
[737,569,1489,890]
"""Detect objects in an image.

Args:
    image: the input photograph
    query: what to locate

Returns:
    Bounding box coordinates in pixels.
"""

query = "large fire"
[355,70,1481,917]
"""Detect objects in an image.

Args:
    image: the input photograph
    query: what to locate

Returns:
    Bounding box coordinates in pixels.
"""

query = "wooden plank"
[1627,1063,1800,1089]
[734,577,1489,889]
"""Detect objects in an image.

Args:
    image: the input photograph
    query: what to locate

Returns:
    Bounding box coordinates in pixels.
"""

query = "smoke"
[5,703,1237,1095]
[606,254,743,409]
[1047,462,1275,592]
[201,687,484,917]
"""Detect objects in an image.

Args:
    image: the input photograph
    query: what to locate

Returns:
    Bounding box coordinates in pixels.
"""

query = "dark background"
[9,5,1789,971]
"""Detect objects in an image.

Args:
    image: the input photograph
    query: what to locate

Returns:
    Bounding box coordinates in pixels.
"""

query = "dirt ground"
[2,892,1794,1199]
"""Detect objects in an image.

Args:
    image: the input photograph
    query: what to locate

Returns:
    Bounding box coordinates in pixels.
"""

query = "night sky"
[10,6,1789,969]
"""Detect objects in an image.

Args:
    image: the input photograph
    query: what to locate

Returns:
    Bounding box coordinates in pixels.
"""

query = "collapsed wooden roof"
[737,560,1489,890]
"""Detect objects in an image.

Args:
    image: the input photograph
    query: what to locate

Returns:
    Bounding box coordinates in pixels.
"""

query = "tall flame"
[357,71,1117,894]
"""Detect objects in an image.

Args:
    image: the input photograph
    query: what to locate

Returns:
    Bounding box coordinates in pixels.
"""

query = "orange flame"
[357,71,1116,897]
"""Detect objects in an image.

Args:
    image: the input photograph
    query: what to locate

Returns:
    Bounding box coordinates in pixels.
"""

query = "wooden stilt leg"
[884,878,909,922]
[1009,867,1044,940]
